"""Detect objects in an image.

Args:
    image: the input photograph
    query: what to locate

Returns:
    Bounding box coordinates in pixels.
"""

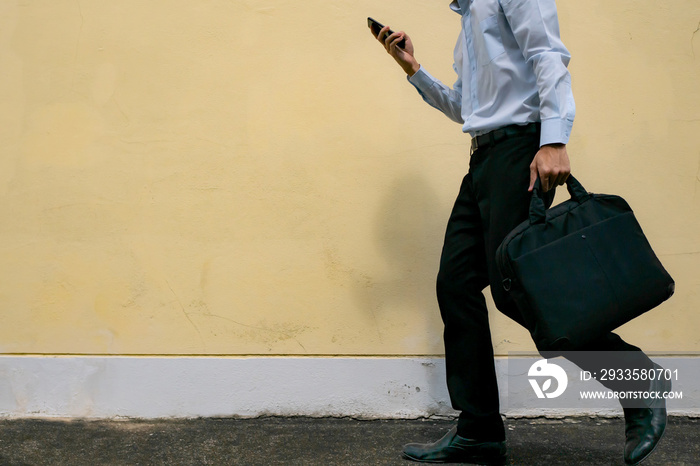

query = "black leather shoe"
[402,426,506,464]
[623,365,672,465]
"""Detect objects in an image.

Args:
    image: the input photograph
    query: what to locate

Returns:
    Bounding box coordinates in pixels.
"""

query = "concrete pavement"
[0,416,697,465]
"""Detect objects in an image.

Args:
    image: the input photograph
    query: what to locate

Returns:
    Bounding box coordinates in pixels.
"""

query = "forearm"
[502,0,575,146]
[408,67,464,124]
[372,24,462,123]
[530,54,575,146]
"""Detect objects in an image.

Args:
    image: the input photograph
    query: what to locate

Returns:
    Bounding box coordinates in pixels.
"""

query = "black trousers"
[437,128,654,441]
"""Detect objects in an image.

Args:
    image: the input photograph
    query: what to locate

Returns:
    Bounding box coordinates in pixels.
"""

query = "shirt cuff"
[407,66,437,93]
[540,117,573,146]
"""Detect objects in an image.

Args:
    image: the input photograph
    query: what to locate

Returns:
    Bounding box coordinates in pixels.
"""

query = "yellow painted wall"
[0,0,698,356]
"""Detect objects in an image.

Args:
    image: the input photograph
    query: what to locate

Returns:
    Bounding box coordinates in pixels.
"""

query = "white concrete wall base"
[0,357,696,419]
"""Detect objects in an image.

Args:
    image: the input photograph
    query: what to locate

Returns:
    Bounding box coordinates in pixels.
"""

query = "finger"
[558,169,571,186]
[377,26,390,45]
[543,170,557,191]
[552,168,568,187]
[388,33,404,53]
[386,32,401,48]
[528,163,538,192]
[395,31,407,49]
[541,165,562,191]
[399,33,411,51]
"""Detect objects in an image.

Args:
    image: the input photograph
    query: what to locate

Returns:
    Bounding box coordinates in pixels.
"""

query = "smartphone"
[367,17,406,48]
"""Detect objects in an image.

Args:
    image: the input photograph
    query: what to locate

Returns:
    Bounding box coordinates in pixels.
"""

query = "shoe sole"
[402,452,507,465]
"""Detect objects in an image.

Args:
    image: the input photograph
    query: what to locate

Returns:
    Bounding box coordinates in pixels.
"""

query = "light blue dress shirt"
[408,0,575,146]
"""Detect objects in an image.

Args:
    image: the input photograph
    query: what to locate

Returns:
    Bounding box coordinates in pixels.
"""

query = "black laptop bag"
[496,175,675,353]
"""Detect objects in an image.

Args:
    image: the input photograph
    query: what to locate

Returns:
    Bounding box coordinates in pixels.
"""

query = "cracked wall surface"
[0,0,698,356]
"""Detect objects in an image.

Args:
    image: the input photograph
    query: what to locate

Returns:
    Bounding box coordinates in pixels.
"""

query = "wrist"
[542,143,565,148]
[403,60,420,77]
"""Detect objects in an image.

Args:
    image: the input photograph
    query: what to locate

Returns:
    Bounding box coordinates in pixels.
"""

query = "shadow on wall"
[352,172,448,352]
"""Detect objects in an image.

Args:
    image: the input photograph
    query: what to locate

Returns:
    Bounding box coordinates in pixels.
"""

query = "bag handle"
[529,175,591,224]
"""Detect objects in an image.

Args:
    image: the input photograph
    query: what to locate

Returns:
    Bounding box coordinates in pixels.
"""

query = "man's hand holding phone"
[368,17,420,77]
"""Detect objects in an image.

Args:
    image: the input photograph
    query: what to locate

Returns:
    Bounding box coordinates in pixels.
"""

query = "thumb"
[528,164,538,192]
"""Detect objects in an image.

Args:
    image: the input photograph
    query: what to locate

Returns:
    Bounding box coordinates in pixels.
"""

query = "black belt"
[470,122,540,154]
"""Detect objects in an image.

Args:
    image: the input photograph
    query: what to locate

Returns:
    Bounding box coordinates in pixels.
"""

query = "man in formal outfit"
[370,1,668,464]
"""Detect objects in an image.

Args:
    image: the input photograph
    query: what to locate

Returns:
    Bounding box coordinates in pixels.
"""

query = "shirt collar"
[450,0,468,15]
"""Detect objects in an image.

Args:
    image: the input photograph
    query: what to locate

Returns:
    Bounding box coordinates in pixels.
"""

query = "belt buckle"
[470,137,479,155]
